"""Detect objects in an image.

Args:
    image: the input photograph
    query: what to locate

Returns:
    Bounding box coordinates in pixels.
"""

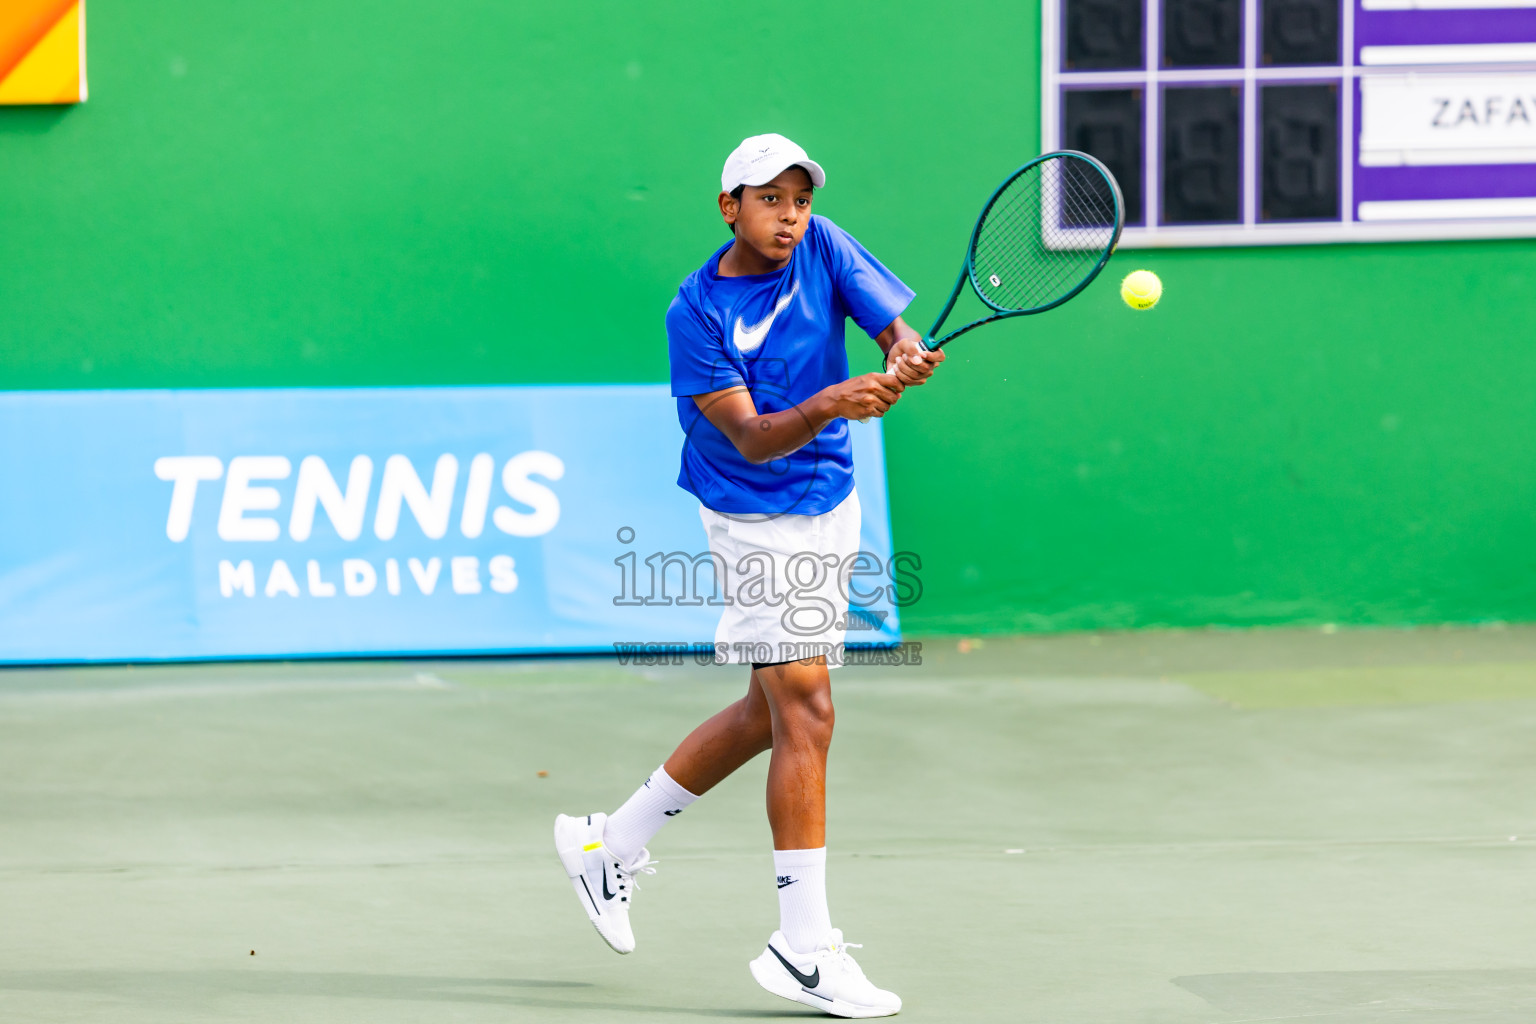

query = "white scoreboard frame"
[1040,0,1536,247]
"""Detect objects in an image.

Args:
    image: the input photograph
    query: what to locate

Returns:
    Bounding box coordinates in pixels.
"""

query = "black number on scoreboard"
[1164,0,1242,68]
[1261,84,1339,221]
[1064,0,1144,70]
[1163,86,1242,224]
[1063,89,1146,224]
[1262,0,1340,65]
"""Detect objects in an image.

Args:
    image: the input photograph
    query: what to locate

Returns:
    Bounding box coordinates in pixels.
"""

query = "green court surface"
[4,627,1536,1023]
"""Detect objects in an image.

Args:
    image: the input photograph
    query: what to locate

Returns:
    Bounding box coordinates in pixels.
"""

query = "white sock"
[773,847,831,954]
[602,765,698,863]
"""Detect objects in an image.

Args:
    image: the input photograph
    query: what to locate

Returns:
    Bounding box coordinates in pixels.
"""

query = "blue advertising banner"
[0,386,903,662]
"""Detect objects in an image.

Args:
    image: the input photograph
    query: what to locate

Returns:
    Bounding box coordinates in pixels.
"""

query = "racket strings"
[982,174,1106,308]
[969,155,1118,314]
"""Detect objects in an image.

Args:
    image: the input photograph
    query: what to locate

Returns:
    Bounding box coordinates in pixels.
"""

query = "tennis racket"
[916,150,1124,354]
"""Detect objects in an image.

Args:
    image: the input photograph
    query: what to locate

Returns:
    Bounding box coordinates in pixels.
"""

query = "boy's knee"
[780,689,834,747]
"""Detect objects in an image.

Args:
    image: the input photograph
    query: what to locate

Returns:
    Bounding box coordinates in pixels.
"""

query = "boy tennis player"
[556,133,942,1018]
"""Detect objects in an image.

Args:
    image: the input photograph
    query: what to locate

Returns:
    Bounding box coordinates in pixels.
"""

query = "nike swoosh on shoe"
[768,943,819,989]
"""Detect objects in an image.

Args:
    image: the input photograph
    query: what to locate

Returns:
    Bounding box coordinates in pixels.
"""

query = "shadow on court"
[0,970,812,1018]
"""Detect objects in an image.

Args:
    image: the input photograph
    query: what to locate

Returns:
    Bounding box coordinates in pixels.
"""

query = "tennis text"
[155,452,562,600]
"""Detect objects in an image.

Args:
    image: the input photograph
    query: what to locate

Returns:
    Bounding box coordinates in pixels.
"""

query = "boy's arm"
[693,373,905,465]
[874,316,946,386]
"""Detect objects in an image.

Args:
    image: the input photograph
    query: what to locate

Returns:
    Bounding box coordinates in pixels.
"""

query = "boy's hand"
[824,372,904,420]
[885,337,946,386]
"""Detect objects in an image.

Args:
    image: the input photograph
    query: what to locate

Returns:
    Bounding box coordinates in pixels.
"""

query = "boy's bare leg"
[748,657,835,955]
[606,657,829,868]
[662,657,833,849]
[742,654,898,1014]
[663,669,774,795]
[753,658,833,849]
[668,657,835,954]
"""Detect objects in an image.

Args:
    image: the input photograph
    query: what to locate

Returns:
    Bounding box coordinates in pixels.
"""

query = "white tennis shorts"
[698,488,862,668]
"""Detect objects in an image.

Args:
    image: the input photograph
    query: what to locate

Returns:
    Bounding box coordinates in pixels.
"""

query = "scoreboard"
[1042,0,1536,246]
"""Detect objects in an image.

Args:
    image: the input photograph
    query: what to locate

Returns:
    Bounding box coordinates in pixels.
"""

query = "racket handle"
[865,338,935,423]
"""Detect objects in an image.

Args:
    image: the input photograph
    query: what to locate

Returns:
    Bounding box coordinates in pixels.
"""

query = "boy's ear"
[718,190,739,229]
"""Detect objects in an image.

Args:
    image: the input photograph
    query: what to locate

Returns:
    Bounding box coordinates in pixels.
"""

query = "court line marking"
[0,677,455,704]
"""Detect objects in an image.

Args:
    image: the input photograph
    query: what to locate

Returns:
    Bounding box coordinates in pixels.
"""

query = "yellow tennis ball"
[1121,269,1162,310]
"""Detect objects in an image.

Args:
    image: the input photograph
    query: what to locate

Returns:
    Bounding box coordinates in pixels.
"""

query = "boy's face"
[721,165,815,264]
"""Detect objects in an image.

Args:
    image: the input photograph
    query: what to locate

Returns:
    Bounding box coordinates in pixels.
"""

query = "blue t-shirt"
[667,215,914,515]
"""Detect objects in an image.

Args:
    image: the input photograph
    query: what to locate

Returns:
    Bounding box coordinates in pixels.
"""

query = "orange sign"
[0,0,86,105]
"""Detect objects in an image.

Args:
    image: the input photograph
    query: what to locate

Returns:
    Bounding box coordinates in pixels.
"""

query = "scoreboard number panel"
[1044,0,1536,246]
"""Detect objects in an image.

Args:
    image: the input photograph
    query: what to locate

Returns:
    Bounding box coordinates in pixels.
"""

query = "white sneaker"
[749,928,902,1018]
[553,812,656,954]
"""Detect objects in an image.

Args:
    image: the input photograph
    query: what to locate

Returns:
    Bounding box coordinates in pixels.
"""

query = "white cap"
[720,133,826,194]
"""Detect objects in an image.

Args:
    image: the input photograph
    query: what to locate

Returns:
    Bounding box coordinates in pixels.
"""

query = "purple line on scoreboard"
[1355,9,1536,50]
[1354,164,1536,206]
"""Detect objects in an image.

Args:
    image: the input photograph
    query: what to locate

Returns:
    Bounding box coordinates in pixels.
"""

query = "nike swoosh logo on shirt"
[733,282,799,354]
[768,943,820,989]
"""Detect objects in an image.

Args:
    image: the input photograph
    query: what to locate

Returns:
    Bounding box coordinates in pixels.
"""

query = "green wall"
[4,1,1534,633]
